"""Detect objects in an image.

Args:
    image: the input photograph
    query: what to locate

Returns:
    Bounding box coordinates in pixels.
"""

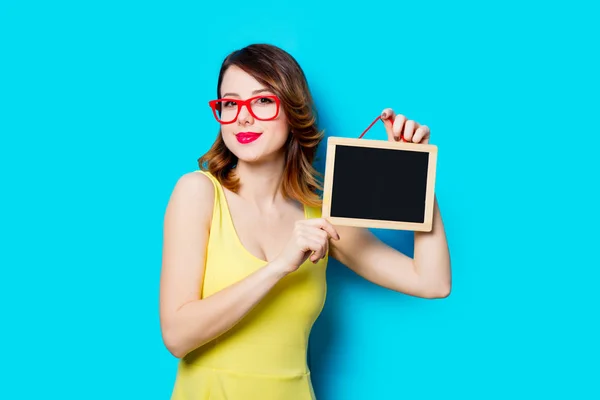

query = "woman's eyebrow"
[221,88,272,97]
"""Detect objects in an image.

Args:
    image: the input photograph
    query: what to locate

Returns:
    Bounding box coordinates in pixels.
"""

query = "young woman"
[160,43,451,400]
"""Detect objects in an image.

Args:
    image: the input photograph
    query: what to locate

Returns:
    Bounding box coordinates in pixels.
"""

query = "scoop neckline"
[217,180,309,265]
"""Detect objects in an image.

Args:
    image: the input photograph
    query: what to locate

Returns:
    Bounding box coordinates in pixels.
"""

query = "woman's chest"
[230,207,300,263]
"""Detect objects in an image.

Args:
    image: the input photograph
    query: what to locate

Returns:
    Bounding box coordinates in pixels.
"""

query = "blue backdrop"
[1,1,599,399]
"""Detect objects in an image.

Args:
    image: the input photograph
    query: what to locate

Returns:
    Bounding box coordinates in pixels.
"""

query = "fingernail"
[382,112,387,118]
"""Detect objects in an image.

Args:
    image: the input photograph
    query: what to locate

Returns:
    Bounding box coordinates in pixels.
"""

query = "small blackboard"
[322,137,438,232]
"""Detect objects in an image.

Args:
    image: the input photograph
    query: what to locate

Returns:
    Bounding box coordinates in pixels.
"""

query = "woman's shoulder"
[167,170,216,217]
[173,170,215,195]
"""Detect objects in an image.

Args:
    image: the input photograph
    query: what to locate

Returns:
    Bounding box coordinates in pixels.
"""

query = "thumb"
[381,108,396,141]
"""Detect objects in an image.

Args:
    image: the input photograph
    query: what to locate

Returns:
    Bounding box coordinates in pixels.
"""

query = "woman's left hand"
[380,108,430,144]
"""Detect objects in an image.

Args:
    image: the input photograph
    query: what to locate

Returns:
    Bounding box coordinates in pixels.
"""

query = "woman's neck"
[233,155,287,210]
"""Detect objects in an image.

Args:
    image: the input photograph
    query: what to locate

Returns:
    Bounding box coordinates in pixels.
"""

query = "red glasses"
[208,95,281,124]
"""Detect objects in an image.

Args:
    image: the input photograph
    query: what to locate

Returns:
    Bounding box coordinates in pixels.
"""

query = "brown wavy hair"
[198,43,323,207]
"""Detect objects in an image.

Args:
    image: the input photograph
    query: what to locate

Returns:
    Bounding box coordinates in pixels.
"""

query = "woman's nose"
[237,104,254,124]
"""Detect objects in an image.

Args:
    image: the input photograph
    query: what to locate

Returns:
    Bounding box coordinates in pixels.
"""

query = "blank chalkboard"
[322,137,438,231]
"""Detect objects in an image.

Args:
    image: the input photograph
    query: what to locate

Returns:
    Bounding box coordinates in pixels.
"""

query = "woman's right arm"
[159,172,290,359]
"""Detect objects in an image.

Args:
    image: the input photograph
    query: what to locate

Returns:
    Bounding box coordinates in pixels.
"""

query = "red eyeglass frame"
[208,95,281,124]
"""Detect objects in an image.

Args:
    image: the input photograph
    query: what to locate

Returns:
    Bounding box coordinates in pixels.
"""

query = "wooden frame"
[321,136,438,232]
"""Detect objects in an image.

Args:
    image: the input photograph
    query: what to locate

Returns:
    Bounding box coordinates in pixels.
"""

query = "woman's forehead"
[221,66,270,96]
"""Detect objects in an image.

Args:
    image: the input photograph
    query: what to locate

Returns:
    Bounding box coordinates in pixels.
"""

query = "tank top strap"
[303,203,322,220]
[195,169,220,194]
[194,169,234,238]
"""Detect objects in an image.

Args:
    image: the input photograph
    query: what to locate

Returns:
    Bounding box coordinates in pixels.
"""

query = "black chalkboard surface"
[322,137,438,231]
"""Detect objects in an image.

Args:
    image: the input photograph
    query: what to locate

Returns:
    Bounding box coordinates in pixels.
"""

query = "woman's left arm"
[329,108,451,299]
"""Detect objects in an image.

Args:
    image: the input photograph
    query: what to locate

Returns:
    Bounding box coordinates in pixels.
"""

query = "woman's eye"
[256,97,273,104]
[223,101,237,108]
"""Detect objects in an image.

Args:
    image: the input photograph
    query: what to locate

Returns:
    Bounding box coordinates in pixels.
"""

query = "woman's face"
[218,66,290,164]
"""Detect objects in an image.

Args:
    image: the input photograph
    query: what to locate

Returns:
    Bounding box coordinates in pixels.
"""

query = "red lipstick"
[236,132,262,144]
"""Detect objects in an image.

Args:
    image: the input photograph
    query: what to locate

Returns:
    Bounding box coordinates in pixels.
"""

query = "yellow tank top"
[170,170,328,400]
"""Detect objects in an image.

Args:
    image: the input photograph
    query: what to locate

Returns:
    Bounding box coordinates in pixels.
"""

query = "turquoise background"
[1,0,599,399]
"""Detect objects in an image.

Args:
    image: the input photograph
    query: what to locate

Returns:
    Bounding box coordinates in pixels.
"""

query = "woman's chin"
[235,149,284,165]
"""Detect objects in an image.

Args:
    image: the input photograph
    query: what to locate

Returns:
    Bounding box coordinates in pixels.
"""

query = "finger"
[381,108,396,141]
[307,237,327,262]
[308,230,333,260]
[403,120,417,142]
[313,229,329,242]
[302,227,329,247]
[308,218,340,240]
[303,218,336,239]
[297,235,318,262]
[392,114,407,142]
[412,125,430,143]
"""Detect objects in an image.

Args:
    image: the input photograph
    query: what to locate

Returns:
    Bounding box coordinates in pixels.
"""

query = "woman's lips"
[236,132,262,144]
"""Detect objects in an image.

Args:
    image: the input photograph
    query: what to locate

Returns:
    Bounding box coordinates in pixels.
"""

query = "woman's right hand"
[272,218,340,275]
